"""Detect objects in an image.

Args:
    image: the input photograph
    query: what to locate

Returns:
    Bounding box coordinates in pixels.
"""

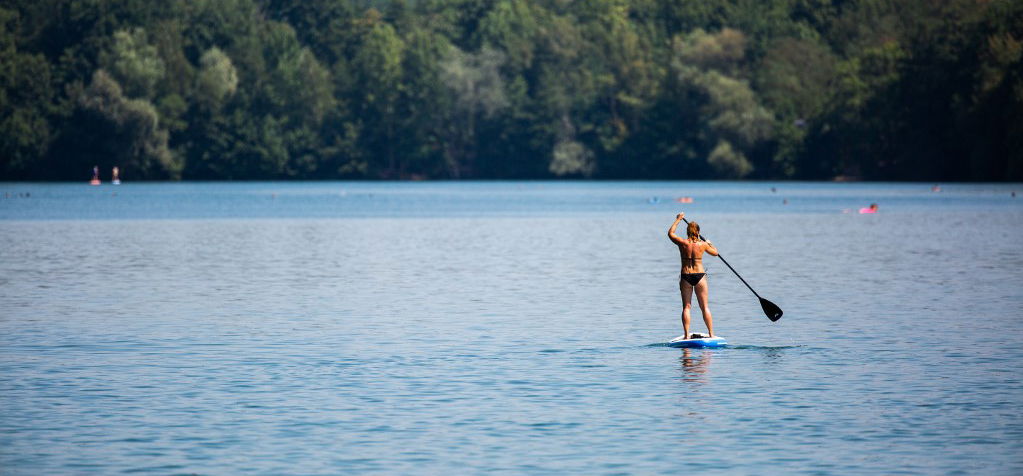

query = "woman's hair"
[686,221,701,240]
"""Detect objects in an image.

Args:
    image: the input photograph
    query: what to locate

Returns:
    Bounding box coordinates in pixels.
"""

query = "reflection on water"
[676,346,790,385]
[678,348,713,383]
[761,346,786,365]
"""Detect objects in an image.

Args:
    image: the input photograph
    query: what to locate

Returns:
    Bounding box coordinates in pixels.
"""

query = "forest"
[0,0,1021,181]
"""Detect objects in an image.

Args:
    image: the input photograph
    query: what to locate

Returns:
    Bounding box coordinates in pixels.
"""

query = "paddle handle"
[680,217,761,299]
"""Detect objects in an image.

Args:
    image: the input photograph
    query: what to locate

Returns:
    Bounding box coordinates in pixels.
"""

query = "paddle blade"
[760,298,783,322]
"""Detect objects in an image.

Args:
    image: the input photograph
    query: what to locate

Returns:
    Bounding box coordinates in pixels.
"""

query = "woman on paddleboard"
[668,213,719,339]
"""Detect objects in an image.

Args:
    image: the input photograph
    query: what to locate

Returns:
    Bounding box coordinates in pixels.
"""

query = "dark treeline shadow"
[1,0,1020,182]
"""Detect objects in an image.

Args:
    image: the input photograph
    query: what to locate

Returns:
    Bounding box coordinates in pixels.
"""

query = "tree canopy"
[1,0,1020,181]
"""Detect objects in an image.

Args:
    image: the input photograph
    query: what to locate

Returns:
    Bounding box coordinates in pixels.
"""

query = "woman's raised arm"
[668,213,685,244]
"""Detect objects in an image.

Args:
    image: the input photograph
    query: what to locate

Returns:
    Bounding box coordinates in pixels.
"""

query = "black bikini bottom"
[680,272,705,286]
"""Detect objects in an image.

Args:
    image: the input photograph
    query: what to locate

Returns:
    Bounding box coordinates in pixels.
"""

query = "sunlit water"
[2,181,1022,474]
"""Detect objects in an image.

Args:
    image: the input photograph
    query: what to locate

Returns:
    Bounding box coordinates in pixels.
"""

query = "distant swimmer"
[859,203,879,214]
[931,185,941,192]
[90,165,100,185]
[676,197,694,203]
[668,212,720,340]
[112,166,120,185]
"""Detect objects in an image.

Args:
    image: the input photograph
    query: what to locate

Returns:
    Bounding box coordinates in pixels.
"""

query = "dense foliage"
[1,0,1020,181]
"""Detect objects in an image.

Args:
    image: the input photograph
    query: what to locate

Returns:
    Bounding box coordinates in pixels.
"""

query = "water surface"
[2,181,1022,474]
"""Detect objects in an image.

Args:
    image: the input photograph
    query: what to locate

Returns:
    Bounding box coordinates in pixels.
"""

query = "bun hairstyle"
[686,221,701,240]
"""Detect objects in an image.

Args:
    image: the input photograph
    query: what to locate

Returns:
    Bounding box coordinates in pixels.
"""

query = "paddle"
[681,217,783,322]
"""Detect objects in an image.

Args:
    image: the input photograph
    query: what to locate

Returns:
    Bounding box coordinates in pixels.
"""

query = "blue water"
[2,181,1022,474]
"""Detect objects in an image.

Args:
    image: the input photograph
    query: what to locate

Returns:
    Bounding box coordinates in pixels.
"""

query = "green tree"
[75,69,180,179]
[99,27,165,99]
[669,28,772,178]
[1,0,1021,181]
[195,47,238,111]
[349,12,405,176]
[0,8,55,178]
[440,46,508,177]
[755,37,837,177]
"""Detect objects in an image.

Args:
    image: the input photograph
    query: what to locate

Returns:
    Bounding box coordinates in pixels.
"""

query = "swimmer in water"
[668,212,720,339]
[859,203,879,214]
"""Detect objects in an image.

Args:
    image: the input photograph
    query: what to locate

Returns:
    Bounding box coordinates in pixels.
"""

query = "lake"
[1,181,1022,474]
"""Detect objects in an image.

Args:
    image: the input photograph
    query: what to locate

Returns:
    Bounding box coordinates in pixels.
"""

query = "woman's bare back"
[677,240,707,274]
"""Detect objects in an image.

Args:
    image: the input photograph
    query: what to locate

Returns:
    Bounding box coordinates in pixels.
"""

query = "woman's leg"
[694,277,713,336]
[680,280,694,339]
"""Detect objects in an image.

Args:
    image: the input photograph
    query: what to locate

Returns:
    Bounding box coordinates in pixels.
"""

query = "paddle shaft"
[680,218,761,299]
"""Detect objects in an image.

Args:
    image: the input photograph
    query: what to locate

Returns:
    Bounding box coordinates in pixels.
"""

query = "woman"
[668,212,719,339]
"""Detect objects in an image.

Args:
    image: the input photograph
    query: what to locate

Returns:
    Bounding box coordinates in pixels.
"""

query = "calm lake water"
[2,181,1022,474]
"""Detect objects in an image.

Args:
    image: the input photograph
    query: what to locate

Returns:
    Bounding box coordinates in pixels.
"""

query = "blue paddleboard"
[667,334,727,348]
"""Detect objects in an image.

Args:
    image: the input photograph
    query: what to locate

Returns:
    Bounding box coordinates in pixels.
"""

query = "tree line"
[1,0,1020,181]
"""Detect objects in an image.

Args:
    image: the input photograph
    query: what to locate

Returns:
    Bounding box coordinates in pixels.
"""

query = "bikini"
[679,244,705,286]
[680,272,705,286]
